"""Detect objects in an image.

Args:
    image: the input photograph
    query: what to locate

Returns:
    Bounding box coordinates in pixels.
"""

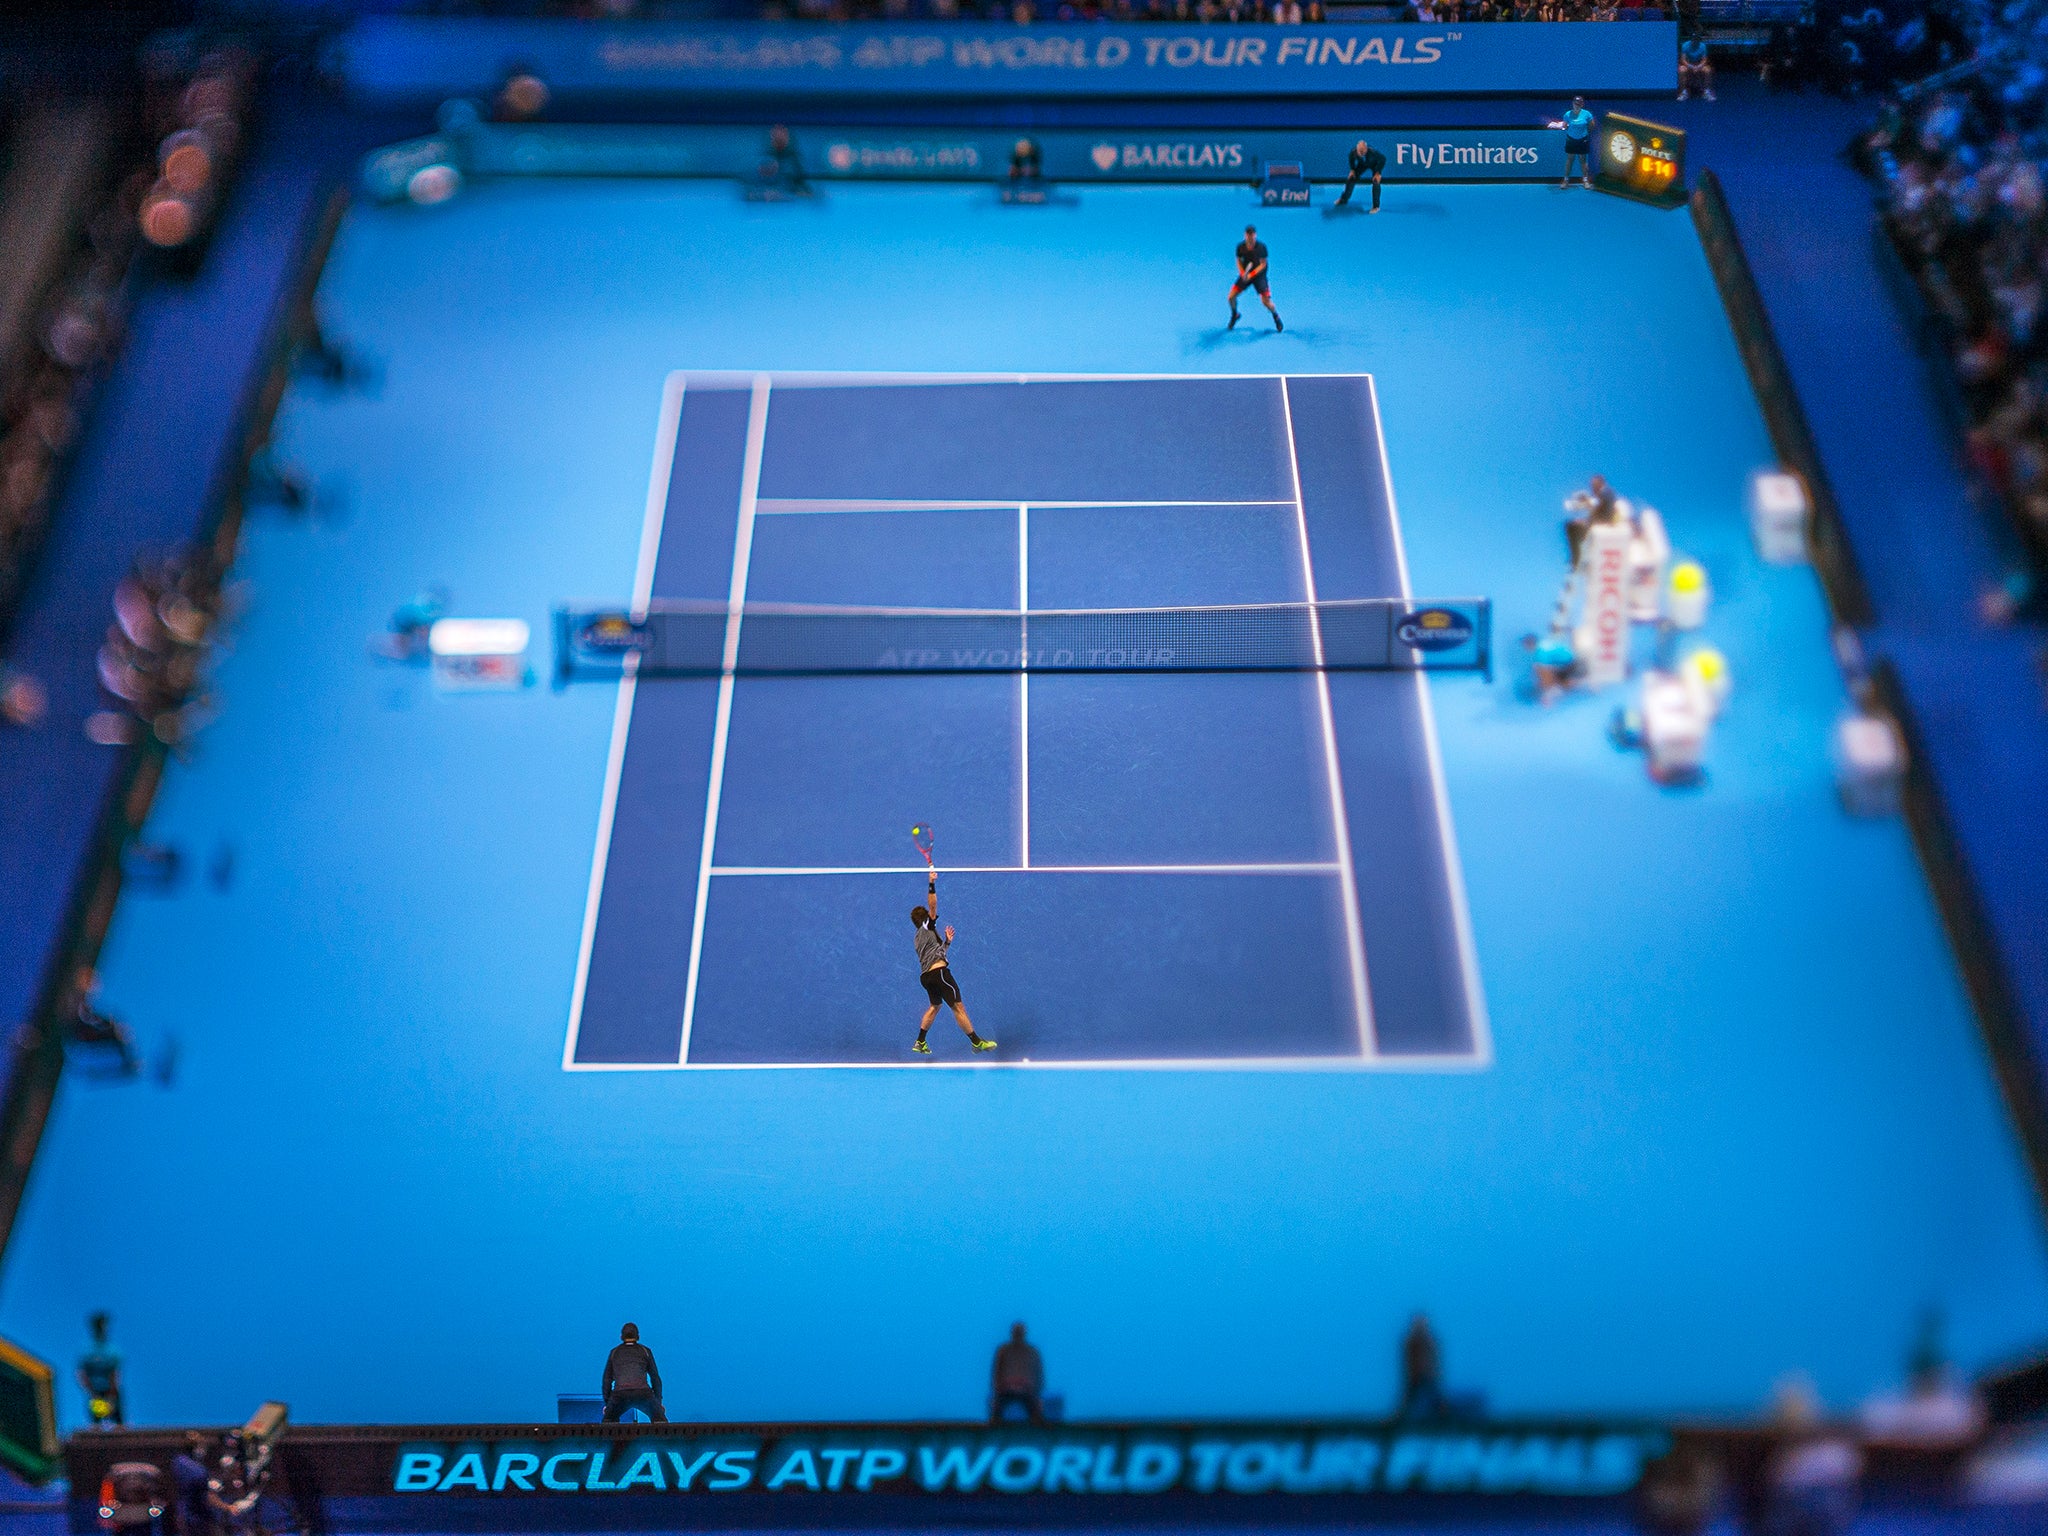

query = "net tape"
[556,598,1490,679]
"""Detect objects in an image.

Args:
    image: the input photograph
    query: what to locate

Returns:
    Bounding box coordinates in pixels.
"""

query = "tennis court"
[9,180,2043,1427]
[566,372,1489,1069]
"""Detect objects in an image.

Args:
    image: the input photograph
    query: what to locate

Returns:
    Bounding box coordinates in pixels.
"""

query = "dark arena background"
[4,1,2048,1535]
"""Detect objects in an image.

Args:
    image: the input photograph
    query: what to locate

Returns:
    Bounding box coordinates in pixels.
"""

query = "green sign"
[0,1337,59,1485]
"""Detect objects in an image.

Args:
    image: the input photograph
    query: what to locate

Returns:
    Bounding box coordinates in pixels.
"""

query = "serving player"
[1229,224,1283,332]
[912,870,996,1055]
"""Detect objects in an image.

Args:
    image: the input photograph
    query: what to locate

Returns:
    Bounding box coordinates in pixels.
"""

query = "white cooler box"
[1749,469,1810,565]
[1834,710,1907,816]
[429,618,530,690]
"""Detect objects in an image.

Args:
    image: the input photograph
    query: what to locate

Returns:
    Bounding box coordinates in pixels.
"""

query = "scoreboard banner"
[338,19,1677,101]
[363,123,1578,198]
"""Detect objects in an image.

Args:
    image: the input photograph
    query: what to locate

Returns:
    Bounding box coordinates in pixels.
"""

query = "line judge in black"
[602,1322,669,1422]
[991,1322,1046,1423]
[1336,138,1386,212]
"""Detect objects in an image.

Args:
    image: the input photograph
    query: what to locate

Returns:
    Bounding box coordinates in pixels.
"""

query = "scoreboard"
[1594,114,1686,207]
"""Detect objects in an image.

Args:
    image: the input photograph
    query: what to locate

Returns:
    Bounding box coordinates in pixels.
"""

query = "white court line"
[1280,378,1376,1060]
[562,670,641,1072]
[562,375,686,1071]
[677,375,771,1067]
[565,1052,1490,1075]
[568,370,1487,1076]
[1018,502,1030,870]
[665,370,1338,389]
[757,498,1295,514]
[709,863,1341,877]
[1365,376,1493,1069]
[631,373,687,615]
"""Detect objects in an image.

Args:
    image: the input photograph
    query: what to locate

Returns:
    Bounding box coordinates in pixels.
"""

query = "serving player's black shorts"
[1231,273,1270,297]
[920,965,963,1008]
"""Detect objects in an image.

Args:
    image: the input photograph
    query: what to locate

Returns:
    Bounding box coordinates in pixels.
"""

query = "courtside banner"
[362,124,1570,197]
[339,19,1676,101]
[67,1420,1670,1508]
[381,1426,1663,1498]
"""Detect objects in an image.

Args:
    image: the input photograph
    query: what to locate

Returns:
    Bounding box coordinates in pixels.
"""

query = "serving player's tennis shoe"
[971,1037,998,1052]
[1228,311,1239,330]
[1274,314,1284,332]
[912,1039,932,1055]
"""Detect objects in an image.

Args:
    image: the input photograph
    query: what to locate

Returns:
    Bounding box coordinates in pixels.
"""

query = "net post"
[551,605,572,691]
[1478,598,1493,684]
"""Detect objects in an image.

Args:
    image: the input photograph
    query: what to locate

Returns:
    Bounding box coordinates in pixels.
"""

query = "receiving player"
[1559,96,1596,188]
[1229,224,1283,332]
[1336,138,1386,212]
[912,871,995,1055]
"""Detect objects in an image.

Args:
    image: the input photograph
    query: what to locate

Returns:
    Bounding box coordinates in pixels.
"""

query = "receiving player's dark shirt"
[1236,239,1268,276]
[1349,146,1386,176]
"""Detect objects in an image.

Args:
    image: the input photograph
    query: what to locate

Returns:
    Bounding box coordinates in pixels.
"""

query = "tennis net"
[555,597,1490,681]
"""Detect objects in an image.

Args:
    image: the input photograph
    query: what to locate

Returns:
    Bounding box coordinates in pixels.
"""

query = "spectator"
[1398,1313,1444,1419]
[1636,1444,1720,1536]
[991,1322,1044,1423]
[1678,34,1714,100]
[1009,138,1043,182]
[495,69,551,122]
[94,549,221,747]
[602,1322,668,1422]
[68,969,140,1079]
[1859,1309,1987,1449]
[1862,15,2048,571]
[1,668,46,728]
[204,1428,274,1536]
[1760,1377,1863,1536]
[79,1311,124,1426]
[172,1433,212,1536]
[764,0,1640,15]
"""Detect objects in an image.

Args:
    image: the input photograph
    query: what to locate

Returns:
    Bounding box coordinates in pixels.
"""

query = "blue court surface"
[2,181,2046,1430]
[573,372,1481,1069]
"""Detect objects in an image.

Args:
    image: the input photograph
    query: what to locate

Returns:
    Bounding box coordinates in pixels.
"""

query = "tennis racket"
[911,823,936,871]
